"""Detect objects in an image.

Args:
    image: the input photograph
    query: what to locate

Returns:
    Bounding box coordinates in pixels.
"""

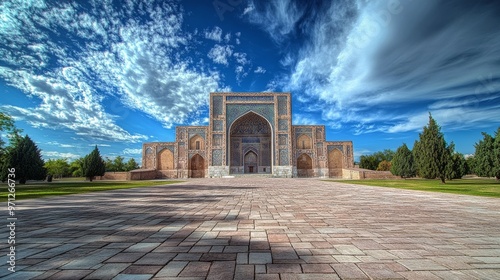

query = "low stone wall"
[342,168,400,180]
[157,170,177,179]
[98,172,129,180]
[273,166,293,178]
[129,169,157,180]
[209,166,230,178]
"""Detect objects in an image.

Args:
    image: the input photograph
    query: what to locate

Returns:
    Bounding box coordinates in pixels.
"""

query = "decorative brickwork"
[142,92,353,178]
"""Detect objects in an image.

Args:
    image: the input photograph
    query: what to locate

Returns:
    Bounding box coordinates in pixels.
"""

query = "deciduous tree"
[125,158,139,171]
[44,159,70,178]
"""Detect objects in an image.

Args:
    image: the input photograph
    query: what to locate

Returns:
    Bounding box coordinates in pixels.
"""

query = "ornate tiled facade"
[142,92,353,178]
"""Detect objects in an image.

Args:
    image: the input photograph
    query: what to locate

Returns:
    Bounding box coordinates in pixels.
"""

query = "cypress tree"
[474,132,495,178]
[493,128,500,180]
[2,135,46,184]
[391,143,416,179]
[413,114,449,183]
[83,146,106,181]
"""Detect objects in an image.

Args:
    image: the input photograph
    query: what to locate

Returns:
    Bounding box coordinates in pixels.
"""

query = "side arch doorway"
[190,154,205,178]
[297,153,313,177]
[328,149,343,177]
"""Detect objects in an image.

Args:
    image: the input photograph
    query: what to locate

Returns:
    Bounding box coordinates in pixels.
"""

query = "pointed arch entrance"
[230,112,272,174]
[328,149,343,177]
[190,154,205,178]
[297,153,313,177]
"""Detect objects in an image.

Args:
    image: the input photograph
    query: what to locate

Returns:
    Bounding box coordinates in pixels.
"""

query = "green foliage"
[474,127,500,179]
[82,146,106,181]
[105,156,140,171]
[125,158,140,171]
[445,144,467,180]
[466,155,475,174]
[376,160,391,171]
[44,159,70,178]
[69,158,84,177]
[0,112,23,150]
[494,128,500,180]
[391,143,416,178]
[1,135,46,184]
[359,149,395,170]
[474,132,495,177]
[0,112,23,177]
[413,114,449,183]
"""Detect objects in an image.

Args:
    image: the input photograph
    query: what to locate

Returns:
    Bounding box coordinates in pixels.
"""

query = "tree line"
[360,114,500,183]
[0,112,140,183]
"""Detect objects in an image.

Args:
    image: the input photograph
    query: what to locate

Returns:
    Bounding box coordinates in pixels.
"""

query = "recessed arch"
[297,134,312,149]
[229,111,272,174]
[328,149,343,177]
[157,149,174,170]
[297,153,313,177]
[190,154,205,178]
[189,134,204,150]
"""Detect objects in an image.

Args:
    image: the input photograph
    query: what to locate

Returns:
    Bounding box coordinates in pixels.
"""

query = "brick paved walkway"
[3,178,500,279]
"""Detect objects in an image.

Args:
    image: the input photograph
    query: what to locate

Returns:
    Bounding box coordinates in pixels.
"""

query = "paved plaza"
[3,178,500,279]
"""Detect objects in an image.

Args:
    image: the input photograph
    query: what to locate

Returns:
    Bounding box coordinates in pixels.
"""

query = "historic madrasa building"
[141,92,354,178]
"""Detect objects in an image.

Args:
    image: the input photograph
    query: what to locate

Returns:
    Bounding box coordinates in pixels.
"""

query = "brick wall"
[342,168,400,180]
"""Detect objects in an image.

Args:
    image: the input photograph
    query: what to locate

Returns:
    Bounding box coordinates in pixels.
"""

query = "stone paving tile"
[112,274,153,280]
[331,263,369,279]
[11,178,500,279]
[206,261,235,279]
[47,269,93,279]
[249,252,273,264]
[178,261,211,277]
[155,261,188,277]
[122,265,162,274]
[84,263,130,280]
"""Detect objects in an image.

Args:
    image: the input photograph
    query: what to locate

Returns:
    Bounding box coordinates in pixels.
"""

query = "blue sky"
[1,0,499,164]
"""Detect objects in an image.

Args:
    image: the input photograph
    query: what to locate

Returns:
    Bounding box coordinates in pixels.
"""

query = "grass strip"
[326,178,500,198]
[2,180,184,201]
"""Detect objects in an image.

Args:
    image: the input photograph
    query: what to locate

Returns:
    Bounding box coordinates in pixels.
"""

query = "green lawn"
[2,179,184,201]
[327,178,500,198]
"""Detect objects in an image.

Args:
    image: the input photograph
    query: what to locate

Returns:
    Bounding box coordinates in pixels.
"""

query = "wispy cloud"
[42,151,80,159]
[123,148,142,155]
[208,44,234,65]
[243,0,306,43]
[0,0,223,141]
[205,26,223,42]
[254,66,266,74]
[249,0,500,134]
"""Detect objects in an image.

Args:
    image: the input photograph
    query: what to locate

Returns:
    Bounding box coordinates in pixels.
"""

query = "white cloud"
[208,44,234,65]
[123,148,142,155]
[0,0,224,140]
[292,114,317,125]
[254,66,266,74]
[46,141,75,148]
[250,1,500,134]
[243,5,254,15]
[244,0,305,42]
[205,26,223,42]
[42,151,80,160]
[233,52,249,65]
